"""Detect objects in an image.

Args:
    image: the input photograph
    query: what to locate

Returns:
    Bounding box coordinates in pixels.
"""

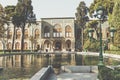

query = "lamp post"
[109,27,116,43]
[95,5,106,67]
[88,28,94,41]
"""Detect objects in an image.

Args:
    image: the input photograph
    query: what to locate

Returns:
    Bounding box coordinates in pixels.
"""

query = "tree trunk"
[21,23,25,52]
[12,25,16,51]
[81,28,84,51]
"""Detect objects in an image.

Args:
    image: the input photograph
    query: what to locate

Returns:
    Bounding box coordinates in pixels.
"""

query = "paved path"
[57,73,98,80]
[47,73,98,80]
[47,66,98,80]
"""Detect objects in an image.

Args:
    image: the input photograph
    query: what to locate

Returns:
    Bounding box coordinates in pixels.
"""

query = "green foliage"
[98,66,120,80]
[89,0,114,17]
[83,20,100,52]
[109,44,120,50]
[110,0,120,48]
[75,1,88,27]
[11,0,34,27]
[12,0,35,51]
[83,38,100,52]
[4,6,16,20]
[98,66,114,80]
[0,4,8,37]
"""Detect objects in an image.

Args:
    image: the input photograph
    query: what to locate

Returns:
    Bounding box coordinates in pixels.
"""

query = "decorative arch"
[53,24,62,37]
[44,40,51,51]
[15,42,20,50]
[24,42,28,50]
[7,29,12,39]
[54,40,62,50]
[7,42,12,50]
[35,29,40,39]
[65,25,72,37]
[0,42,2,50]
[65,40,71,51]
[24,29,28,39]
[16,29,21,39]
[44,26,50,37]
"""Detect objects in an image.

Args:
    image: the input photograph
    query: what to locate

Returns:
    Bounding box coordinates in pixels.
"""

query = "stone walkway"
[47,73,98,80]
[47,66,98,80]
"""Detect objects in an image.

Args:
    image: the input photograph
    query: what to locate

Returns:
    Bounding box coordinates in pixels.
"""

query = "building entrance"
[55,41,61,50]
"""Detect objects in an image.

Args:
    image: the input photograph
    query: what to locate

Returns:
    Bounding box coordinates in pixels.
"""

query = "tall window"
[65,25,72,37]
[24,42,28,50]
[53,24,62,37]
[16,29,21,39]
[44,26,50,37]
[35,29,40,39]
[15,42,20,50]
[7,30,12,39]
[24,29,28,39]
[7,42,12,50]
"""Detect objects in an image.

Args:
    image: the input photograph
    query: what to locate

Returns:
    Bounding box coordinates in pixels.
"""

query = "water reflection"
[0,53,120,80]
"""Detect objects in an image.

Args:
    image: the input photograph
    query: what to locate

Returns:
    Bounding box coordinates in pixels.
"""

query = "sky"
[0,0,93,20]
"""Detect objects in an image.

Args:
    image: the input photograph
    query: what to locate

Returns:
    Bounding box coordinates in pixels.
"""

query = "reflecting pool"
[0,53,120,80]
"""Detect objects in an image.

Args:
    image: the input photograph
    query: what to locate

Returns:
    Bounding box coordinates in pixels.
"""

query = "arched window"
[44,26,50,37]
[24,29,28,39]
[7,42,12,50]
[35,29,40,39]
[66,40,71,51]
[16,29,21,39]
[53,24,62,37]
[65,25,72,37]
[15,42,20,50]
[7,30,12,39]
[24,42,28,50]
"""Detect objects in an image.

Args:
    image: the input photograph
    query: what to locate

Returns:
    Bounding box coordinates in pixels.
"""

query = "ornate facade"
[0,17,110,52]
[0,17,75,52]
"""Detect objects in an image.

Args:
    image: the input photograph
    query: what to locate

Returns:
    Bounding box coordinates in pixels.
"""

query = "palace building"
[0,17,75,52]
[0,17,109,52]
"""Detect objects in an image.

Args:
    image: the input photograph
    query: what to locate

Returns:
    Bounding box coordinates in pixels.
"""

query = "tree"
[4,6,16,51]
[12,0,35,52]
[0,4,8,38]
[110,0,120,48]
[89,0,114,17]
[86,20,99,39]
[75,1,89,51]
[4,6,16,20]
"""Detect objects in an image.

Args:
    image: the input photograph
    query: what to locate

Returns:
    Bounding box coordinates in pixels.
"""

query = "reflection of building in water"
[6,56,13,68]
[0,57,3,67]
[0,54,52,68]
[13,55,21,67]
[70,54,76,65]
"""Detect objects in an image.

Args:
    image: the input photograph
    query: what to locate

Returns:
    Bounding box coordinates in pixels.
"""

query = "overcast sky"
[0,0,93,20]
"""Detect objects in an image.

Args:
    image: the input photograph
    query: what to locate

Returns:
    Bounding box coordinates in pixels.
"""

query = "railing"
[30,66,54,80]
